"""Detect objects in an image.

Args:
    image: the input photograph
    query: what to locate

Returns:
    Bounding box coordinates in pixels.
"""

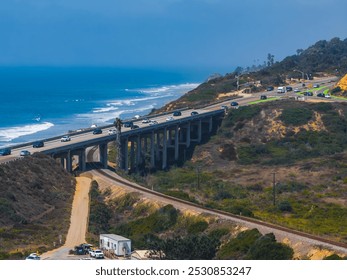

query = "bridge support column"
[66,151,73,173]
[197,119,202,143]
[130,140,135,170]
[136,136,141,170]
[79,149,86,172]
[186,122,191,148]
[174,125,179,161]
[122,138,128,171]
[156,132,160,161]
[150,131,155,168]
[209,116,213,133]
[162,127,167,169]
[99,143,108,169]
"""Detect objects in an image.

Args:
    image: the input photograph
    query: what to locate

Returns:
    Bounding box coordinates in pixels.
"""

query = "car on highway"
[260,95,267,100]
[142,118,150,123]
[90,249,104,259]
[286,86,293,92]
[266,86,274,91]
[20,150,31,156]
[123,121,133,128]
[221,105,228,110]
[148,120,158,126]
[131,125,139,129]
[166,116,174,121]
[294,88,300,93]
[191,111,199,116]
[92,128,102,135]
[0,148,11,156]
[33,141,44,148]
[230,101,239,107]
[108,129,117,135]
[61,135,71,142]
[303,91,313,96]
[313,84,320,88]
[173,111,182,116]
[325,94,331,99]
[317,93,325,98]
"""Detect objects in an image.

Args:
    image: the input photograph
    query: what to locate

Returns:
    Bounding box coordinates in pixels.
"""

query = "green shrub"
[279,107,313,126]
[187,220,209,234]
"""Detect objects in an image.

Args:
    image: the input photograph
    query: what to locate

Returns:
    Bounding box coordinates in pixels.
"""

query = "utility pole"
[272,172,276,206]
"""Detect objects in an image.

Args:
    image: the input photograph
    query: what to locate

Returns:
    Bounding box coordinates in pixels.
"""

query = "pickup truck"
[90,249,104,259]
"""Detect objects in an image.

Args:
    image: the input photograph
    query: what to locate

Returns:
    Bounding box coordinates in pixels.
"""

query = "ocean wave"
[77,105,155,124]
[0,122,54,142]
[128,83,199,95]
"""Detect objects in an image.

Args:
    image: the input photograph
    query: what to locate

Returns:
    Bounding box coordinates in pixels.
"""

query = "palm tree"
[114,118,122,169]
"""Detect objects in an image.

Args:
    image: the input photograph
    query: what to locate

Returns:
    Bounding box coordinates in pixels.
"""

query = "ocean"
[0,67,208,148]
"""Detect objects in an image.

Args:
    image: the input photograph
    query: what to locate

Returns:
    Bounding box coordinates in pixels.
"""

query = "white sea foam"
[0,122,54,142]
[130,83,199,95]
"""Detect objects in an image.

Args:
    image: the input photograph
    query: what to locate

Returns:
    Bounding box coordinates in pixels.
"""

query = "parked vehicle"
[74,246,85,255]
[20,150,31,156]
[25,253,40,260]
[93,128,102,135]
[33,141,44,148]
[61,135,71,142]
[90,249,104,259]
[0,148,11,156]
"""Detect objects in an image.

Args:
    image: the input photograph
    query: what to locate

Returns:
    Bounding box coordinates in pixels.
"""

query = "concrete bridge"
[37,108,225,173]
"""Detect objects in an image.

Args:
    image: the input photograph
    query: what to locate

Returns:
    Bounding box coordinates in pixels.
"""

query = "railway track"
[86,147,347,254]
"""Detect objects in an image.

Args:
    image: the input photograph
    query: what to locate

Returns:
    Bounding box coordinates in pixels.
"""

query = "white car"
[166,116,174,121]
[90,249,104,259]
[325,94,331,99]
[61,135,71,142]
[148,120,158,126]
[25,253,41,260]
[108,129,117,135]
[142,118,150,123]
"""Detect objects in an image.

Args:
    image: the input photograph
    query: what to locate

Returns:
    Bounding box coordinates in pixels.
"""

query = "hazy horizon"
[1,0,347,73]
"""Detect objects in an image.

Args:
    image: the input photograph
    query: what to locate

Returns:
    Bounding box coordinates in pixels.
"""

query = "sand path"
[41,176,91,260]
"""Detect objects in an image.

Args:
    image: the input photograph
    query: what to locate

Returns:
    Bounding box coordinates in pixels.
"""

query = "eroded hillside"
[0,154,75,259]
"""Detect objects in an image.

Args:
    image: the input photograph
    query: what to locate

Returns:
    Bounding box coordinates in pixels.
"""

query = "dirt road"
[41,176,91,260]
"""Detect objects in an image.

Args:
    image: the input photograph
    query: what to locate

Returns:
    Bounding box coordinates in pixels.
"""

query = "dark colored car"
[0,148,11,156]
[33,141,44,148]
[286,86,293,92]
[173,111,182,116]
[191,111,199,116]
[304,91,313,96]
[92,128,102,134]
[123,121,134,128]
[260,95,267,100]
[317,93,325,98]
[230,101,239,107]
[266,86,274,91]
[131,125,139,129]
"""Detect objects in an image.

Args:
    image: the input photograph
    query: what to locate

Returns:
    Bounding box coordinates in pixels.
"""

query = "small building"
[100,234,131,256]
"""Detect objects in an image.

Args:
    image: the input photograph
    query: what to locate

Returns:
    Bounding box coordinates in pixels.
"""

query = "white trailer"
[100,234,131,256]
[277,86,286,93]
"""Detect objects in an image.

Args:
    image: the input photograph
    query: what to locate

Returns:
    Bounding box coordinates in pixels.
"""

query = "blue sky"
[1,0,347,73]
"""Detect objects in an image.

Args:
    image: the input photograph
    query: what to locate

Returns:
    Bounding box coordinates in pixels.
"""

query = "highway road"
[0,75,340,164]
